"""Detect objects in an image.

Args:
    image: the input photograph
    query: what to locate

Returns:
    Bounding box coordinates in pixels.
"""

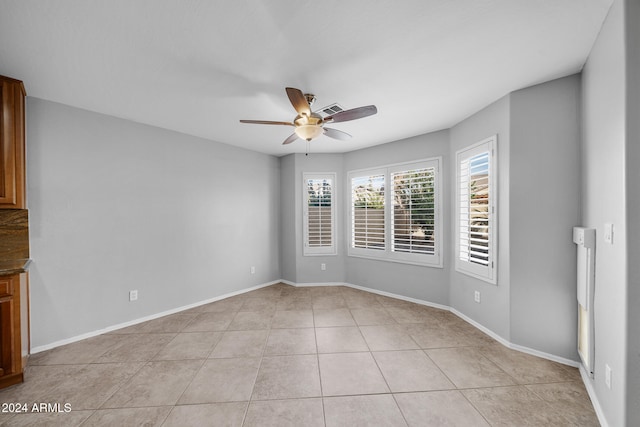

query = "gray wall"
[279,154,297,283]
[626,0,640,425]
[448,76,582,362]
[278,131,451,304]
[509,75,581,360]
[27,98,281,349]
[449,96,512,339]
[581,0,628,425]
[292,153,346,284]
[342,131,451,304]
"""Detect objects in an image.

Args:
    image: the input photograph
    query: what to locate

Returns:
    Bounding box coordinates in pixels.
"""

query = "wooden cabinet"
[0,74,29,389]
[0,75,26,209]
[0,272,28,388]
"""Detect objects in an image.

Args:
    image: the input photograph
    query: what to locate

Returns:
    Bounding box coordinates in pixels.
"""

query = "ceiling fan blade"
[323,127,352,141]
[239,120,294,126]
[285,87,311,116]
[282,133,299,145]
[325,105,377,123]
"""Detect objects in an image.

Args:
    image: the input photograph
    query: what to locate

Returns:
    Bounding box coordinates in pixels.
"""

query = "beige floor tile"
[246,286,283,299]
[83,406,172,426]
[319,352,389,396]
[182,312,235,332]
[463,385,571,426]
[264,328,317,355]
[343,294,383,309]
[308,286,344,297]
[313,308,356,327]
[404,324,472,348]
[324,394,407,427]
[195,296,245,313]
[252,355,322,400]
[427,347,516,388]
[0,413,14,425]
[526,382,600,426]
[179,357,260,403]
[244,398,324,427]
[395,391,490,426]
[94,333,176,363]
[373,350,455,392]
[154,331,223,360]
[350,307,396,325]
[10,285,600,426]
[51,362,144,410]
[375,295,417,308]
[102,359,203,408]
[271,309,314,328]
[456,326,498,346]
[315,327,369,353]
[135,313,197,333]
[227,311,273,330]
[105,322,146,334]
[276,296,313,310]
[209,330,268,358]
[385,305,436,324]
[27,334,121,365]
[163,402,247,427]
[0,365,82,404]
[240,297,279,312]
[280,286,311,297]
[480,344,579,384]
[359,325,420,351]
[312,295,347,309]
[5,410,94,427]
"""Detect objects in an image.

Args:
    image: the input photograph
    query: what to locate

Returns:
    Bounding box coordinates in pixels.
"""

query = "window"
[303,173,336,255]
[455,135,497,283]
[348,159,441,267]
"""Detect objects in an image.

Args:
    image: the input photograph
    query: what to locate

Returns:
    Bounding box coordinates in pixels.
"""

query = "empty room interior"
[0,0,638,426]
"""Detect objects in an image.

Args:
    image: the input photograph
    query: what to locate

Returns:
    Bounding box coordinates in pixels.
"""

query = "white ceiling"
[0,0,612,156]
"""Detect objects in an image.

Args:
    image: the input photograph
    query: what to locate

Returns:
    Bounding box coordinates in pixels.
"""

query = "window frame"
[303,172,337,256]
[347,158,442,267]
[455,135,498,284]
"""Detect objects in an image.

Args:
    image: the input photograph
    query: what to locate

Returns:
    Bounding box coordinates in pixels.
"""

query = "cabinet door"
[0,76,26,209]
[0,298,14,376]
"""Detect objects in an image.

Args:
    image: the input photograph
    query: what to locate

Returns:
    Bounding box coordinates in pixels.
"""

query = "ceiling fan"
[240,87,377,145]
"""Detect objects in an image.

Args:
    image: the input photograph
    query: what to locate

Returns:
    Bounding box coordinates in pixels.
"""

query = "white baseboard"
[580,365,609,427]
[30,279,281,354]
[289,281,347,288]
[343,282,450,311]
[450,308,580,367]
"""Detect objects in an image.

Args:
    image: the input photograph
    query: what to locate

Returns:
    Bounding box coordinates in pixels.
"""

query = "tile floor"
[0,283,600,426]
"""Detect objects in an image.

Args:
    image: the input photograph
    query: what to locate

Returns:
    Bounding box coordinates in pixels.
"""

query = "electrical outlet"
[129,290,138,302]
[605,364,612,389]
[321,263,326,271]
[474,291,481,303]
[250,266,255,274]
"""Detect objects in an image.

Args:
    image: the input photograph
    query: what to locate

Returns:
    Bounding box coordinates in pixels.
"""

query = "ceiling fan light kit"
[240,87,377,145]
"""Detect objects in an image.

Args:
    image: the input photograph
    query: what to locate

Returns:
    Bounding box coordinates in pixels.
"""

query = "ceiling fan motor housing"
[303,93,316,108]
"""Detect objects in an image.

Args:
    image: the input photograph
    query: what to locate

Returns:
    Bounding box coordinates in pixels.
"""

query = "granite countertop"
[0,259,31,275]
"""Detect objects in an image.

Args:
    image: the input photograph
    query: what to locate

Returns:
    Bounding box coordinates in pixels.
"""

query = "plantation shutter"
[303,174,336,255]
[456,136,497,283]
[391,167,436,255]
[459,152,490,265]
[351,173,385,250]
